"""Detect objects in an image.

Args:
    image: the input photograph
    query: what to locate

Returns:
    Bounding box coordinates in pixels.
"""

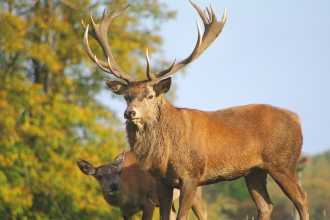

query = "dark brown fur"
[77,151,207,220]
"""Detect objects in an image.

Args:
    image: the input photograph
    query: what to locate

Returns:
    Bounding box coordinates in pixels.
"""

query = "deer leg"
[156,179,173,220]
[177,179,198,220]
[268,170,309,220]
[244,168,273,220]
[190,186,207,220]
[121,213,132,220]
[141,203,155,220]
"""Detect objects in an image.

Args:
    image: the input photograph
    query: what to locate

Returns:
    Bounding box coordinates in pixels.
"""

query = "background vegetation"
[1,0,329,219]
[1,0,174,219]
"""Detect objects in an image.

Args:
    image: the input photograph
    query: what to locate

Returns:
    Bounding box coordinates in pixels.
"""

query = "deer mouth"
[107,190,120,196]
[108,190,119,196]
[126,118,140,124]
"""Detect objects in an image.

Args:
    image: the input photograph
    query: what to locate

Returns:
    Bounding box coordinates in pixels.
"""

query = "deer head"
[77,151,126,196]
[82,0,226,127]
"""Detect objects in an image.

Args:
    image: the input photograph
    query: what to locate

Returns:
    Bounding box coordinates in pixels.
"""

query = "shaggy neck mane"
[125,98,182,174]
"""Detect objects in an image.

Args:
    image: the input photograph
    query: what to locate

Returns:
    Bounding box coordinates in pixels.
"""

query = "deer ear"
[77,158,96,175]
[104,79,128,95]
[154,77,172,96]
[113,150,127,170]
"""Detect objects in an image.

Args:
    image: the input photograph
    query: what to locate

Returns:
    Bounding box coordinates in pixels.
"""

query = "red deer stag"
[82,1,309,220]
[77,151,207,220]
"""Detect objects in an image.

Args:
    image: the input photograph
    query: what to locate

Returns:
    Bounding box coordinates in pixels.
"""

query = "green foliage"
[202,180,253,219]
[0,0,175,219]
[303,151,330,219]
[0,65,126,219]
[205,178,251,202]
[204,193,238,220]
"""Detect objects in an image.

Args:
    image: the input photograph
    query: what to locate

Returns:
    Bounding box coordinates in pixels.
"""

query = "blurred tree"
[0,0,175,219]
[303,151,330,219]
[203,193,238,220]
[203,179,254,219]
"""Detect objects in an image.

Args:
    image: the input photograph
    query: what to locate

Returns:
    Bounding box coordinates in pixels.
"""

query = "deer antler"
[82,5,134,83]
[146,0,227,83]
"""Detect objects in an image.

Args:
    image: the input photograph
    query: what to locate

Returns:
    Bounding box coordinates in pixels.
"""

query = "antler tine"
[145,49,153,81]
[146,49,177,82]
[82,23,110,70]
[147,0,226,83]
[82,5,134,83]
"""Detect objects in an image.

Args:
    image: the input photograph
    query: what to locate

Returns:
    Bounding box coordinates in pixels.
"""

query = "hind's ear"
[153,77,171,96]
[113,150,126,169]
[77,158,96,175]
[104,79,128,95]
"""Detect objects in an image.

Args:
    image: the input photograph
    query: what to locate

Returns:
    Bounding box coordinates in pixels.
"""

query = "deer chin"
[128,118,139,124]
[127,118,143,129]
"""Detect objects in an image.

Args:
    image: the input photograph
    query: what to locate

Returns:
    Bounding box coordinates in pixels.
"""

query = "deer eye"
[148,95,153,100]
[124,96,128,101]
[118,170,122,175]
[96,175,102,180]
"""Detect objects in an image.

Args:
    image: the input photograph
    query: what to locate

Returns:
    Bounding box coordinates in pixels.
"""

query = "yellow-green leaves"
[0,0,176,219]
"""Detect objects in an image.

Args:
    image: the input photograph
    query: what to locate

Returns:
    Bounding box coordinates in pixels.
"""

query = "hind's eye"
[148,95,153,99]
[96,175,102,180]
[124,96,128,101]
[118,170,122,175]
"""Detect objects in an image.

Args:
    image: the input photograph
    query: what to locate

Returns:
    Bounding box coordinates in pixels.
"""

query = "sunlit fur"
[127,99,179,174]
[122,80,309,220]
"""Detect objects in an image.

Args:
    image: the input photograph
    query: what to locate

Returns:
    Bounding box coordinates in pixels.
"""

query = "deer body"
[77,151,207,220]
[127,101,302,186]
[122,83,308,220]
[82,1,309,219]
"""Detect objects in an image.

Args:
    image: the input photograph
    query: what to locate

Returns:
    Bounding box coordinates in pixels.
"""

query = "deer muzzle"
[107,183,120,196]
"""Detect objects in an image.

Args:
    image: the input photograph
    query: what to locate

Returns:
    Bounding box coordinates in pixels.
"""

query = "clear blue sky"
[100,0,330,156]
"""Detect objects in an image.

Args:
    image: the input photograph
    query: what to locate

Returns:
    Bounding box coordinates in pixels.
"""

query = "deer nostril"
[124,110,136,119]
[109,183,119,191]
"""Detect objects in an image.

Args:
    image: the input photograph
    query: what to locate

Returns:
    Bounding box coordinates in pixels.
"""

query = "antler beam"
[146,0,226,83]
[82,5,134,83]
